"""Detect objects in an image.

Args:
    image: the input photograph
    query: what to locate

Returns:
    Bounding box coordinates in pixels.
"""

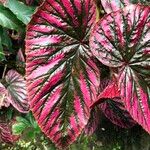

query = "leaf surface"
[26,0,99,148]
[90,4,150,132]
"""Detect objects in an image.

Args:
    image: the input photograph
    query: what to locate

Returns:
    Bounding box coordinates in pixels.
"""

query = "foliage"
[0,0,149,149]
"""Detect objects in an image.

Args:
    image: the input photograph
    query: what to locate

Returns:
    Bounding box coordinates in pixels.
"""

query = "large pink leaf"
[0,83,10,108]
[5,70,29,113]
[101,0,150,13]
[90,4,150,132]
[25,0,99,148]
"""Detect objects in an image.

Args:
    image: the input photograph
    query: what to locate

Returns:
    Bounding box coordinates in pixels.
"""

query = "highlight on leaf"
[5,70,29,113]
[25,0,100,148]
[90,4,150,133]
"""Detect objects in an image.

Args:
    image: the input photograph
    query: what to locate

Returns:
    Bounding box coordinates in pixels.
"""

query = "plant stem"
[2,64,7,79]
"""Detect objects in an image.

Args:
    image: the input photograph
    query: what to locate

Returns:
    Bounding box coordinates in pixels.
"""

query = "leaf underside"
[90,4,150,132]
[26,0,99,148]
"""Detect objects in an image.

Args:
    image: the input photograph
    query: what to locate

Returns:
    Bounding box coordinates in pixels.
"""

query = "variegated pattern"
[90,4,150,132]
[101,0,150,13]
[5,70,29,113]
[26,0,99,148]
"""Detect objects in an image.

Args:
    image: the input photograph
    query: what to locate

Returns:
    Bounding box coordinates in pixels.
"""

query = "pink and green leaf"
[90,4,150,132]
[26,0,99,148]
[5,70,29,113]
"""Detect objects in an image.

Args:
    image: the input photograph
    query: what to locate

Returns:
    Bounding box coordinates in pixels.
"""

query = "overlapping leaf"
[26,0,99,148]
[101,0,150,13]
[90,4,150,132]
[5,70,29,113]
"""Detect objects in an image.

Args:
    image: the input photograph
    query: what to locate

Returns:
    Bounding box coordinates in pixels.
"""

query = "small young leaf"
[12,122,27,135]
[4,0,35,24]
[16,116,30,126]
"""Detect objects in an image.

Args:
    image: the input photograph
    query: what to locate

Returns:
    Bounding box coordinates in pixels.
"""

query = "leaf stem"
[2,64,7,79]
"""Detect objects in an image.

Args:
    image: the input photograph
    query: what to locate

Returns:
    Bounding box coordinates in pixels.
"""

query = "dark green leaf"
[0,5,23,31]
[5,0,35,24]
